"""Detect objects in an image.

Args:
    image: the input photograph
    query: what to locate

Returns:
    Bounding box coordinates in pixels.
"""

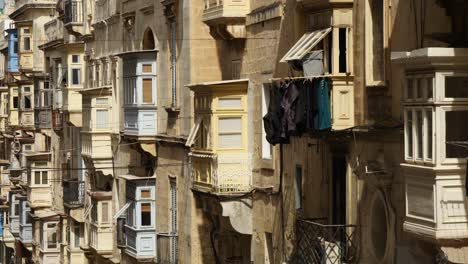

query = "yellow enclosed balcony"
[187,79,252,195]
[88,191,113,256]
[202,0,249,39]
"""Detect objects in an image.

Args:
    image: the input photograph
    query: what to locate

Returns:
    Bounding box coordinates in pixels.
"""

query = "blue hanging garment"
[313,78,332,130]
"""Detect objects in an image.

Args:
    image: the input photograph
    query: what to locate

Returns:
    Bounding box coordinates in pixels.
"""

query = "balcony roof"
[391,48,468,68]
[31,210,59,220]
[118,174,156,181]
[115,49,158,59]
[187,79,249,92]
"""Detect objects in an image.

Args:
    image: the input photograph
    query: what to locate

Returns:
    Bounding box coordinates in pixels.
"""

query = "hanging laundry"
[263,81,285,145]
[312,78,332,130]
[281,81,300,139]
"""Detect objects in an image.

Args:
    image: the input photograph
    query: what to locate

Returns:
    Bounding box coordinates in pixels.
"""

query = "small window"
[142,64,152,73]
[13,41,18,54]
[142,78,153,103]
[23,37,30,51]
[23,28,30,34]
[338,28,348,73]
[101,202,109,223]
[425,110,433,160]
[34,171,48,185]
[25,211,31,224]
[46,223,57,249]
[72,69,81,85]
[405,110,413,158]
[23,144,32,151]
[23,95,31,109]
[140,203,151,226]
[445,76,468,98]
[73,223,80,248]
[218,98,242,109]
[218,117,242,148]
[95,109,108,129]
[95,98,108,105]
[72,55,80,63]
[13,96,18,108]
[445,110,468,158]
[140,189,151,199]
[23,87,31,93]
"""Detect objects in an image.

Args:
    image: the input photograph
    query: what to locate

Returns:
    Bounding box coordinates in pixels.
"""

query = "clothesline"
[268,75,335,82]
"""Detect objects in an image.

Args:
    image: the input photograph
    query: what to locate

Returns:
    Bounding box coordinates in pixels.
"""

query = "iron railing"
[294,218,358,264]
[63,180,85,207]
[157,233,178,264]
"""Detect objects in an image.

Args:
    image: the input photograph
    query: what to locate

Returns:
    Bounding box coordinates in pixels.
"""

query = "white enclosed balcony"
[392,48,468,244]
[116,177,157,260]
[119,51,157,140]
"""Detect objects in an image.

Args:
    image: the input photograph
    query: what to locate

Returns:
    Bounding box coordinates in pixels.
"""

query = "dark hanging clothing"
[466,157,468,196]
[263,82,285,145]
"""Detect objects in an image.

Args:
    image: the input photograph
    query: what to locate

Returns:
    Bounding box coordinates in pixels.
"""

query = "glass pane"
[445,77,468,98]
[13,97,18,108]
[427,78,433,99]
[416,110,423,159]
[96,110,108,128]
[23,37,30,51]
[142,78,153,103]
[142,64,152,73]
[140,189,151,199]
[218,117,242,133]
[406,79,414,100]
[95,98,108,105]
[74,224,80,248]
[72,55,79,63]
[406,110,413,158]
[140,203,151,226]
[72,69,81,85]
[24,96,31,109]
[445,110,468,158]
[34,171,41,184]
[218,98,242,109]
[426,110,433,160]
[218,134,242,148]
[42,171,48,185]
[25,212,31,224]
[47,224,57,249]
[416,79,423,99]
[14,203,19,216]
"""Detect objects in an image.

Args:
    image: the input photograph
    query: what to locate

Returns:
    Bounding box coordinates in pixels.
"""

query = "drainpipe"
[170,19,177,107]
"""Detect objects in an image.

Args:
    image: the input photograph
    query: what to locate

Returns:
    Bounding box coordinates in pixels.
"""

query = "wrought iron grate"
[294,218,358,264]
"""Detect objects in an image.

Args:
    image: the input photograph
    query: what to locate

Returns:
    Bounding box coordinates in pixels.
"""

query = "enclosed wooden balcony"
[89,192,113,256]
[190,150,251,194]
[203,0,249,24]
[202,0,249,39]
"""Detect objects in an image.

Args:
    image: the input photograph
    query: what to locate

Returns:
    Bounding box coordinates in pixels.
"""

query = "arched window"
[142,28,155,50]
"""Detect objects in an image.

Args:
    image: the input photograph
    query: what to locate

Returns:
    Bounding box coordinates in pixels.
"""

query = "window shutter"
[142,78,153,103]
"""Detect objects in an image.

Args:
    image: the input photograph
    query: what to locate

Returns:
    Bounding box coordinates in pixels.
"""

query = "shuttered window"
[101,202,109,223]
[142,78,153,103]
[142,64,152,73]
[95,109,108,129]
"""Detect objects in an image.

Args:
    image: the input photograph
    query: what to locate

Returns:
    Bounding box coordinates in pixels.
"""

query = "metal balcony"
[63,180,85,208]
[64,0,83,24]
[294,218,358,264]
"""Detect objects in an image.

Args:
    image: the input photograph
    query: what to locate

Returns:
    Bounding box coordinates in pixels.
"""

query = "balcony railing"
[190,151,251,194]
[64,0,83,24]
[294,218,358,264]
[157,233,178,264]
[63,180,85,208]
